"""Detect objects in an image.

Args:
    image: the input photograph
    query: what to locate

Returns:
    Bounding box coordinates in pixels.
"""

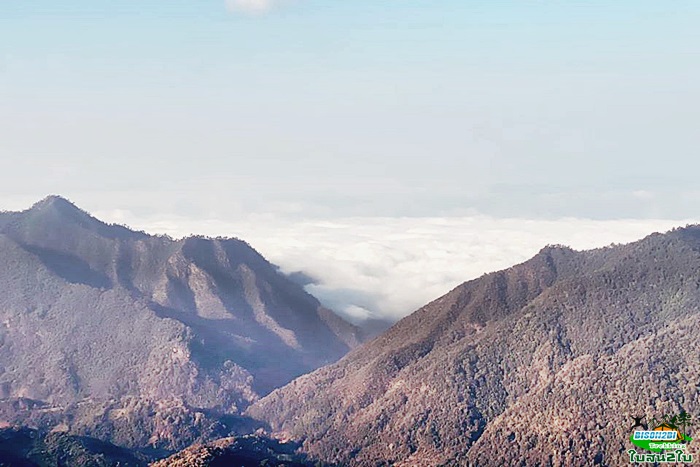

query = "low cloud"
[94,211,697,324]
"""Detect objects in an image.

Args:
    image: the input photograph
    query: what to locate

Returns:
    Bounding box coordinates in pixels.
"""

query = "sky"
[1,1,699,321]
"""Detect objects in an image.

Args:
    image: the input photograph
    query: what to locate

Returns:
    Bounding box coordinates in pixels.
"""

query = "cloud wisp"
[95,210,697,325]
[225,0,285,14]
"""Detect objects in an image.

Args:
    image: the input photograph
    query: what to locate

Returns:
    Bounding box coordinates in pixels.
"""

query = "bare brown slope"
[248,227,700,466]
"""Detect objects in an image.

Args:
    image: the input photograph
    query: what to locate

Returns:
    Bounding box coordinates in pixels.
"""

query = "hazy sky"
[2,1,699,219]
[2,2,699,321]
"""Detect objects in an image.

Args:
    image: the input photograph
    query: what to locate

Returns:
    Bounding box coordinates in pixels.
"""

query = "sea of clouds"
[95,211,696,324]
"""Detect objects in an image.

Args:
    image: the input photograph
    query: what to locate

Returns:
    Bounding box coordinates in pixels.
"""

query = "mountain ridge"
[248,225,700,466]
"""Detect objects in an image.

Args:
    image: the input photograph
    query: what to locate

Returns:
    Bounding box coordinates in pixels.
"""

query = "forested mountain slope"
[249,227,700,466]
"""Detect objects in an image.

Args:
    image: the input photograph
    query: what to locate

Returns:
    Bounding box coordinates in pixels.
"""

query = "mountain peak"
[29,195,90,218]
[21,195,144,240]
[37,194,72,204]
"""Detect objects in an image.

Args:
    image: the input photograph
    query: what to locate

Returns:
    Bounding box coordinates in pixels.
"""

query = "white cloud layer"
[94,211,697,324]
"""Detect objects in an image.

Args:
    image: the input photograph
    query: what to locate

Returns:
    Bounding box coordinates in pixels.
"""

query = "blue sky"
[1,1,699,220]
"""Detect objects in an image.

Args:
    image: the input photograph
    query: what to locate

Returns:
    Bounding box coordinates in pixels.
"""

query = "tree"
[677,411,693,442]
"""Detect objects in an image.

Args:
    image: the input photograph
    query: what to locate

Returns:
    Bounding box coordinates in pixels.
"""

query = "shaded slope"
[249,226,700,466]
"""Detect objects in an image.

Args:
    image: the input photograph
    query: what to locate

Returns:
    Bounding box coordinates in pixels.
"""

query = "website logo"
[627,412,694,464]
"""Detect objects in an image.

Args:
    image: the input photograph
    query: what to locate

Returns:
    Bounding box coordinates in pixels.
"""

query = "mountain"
[248,227,700,466]
[150,435,314,467]
[0,427,145,467]
[0,196,360,451]
[0,428,313,467]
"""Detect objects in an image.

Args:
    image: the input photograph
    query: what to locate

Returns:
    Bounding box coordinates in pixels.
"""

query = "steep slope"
[249,227,700,466]
[0,196,359,451]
